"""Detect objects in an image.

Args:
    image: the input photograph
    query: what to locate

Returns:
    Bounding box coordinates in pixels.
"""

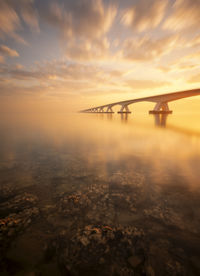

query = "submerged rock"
[128,255,143,268]
[53,224,145,275]
[0,193,38,217]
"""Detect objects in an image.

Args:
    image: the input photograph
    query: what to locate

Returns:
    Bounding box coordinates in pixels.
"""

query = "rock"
[80,236,89,246]
[7,229,15,237]
[128,256,143,268]
[99,257,105,264]
[146,265,155,276]
[7,221,14,227]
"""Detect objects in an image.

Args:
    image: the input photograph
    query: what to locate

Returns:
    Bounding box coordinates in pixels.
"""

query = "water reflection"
[152,114,169,127]
[120,113,129,123]
[0,111,200,275]
[106,113,113,121]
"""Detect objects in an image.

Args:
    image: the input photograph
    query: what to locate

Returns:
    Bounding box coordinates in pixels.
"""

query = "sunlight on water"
[0,103,200,275]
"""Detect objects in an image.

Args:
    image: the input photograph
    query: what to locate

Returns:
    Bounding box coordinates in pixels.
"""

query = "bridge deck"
[80,88,200,113]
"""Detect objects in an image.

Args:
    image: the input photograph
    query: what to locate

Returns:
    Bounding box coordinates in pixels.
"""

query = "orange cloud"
[44,0,116,39]
[158,62,199,73]
[0,56,5,63]
[122,0,168,32]
[0,60,124,93]
[0,0,20,40]
[0,45,19,57]
[19,0,39,32]
[126,79,170,90]
[65,37,110,61]
[121,35,178,61]
[188,73,200,84]
[163,0,200,31]
[0,0,39,43]
[41,0,116,61]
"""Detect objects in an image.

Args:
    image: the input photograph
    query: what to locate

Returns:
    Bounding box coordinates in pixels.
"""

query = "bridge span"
[80,88,200,114]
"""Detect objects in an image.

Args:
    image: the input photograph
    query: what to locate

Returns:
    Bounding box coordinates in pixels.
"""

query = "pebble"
[80,236,89,246]
[128,256,143,268]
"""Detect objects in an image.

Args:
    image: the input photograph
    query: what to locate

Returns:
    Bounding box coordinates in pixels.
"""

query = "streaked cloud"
[0,0,199,110]
[43,0,116,39]
[0,45,19,57]
[40,0,116,61]
[163,0,200,31]
[121,35,178,61]
[0,0,21,41]
[188,73,200,84]
[0,56,5,64]
[159,62,199,73]
[65,37,110,61]
[126,79,170,90]
[122,0,168,32]
[0,0,39,43]
[0,60,121,86]
[159,49,200,73]
[18,0,39,32]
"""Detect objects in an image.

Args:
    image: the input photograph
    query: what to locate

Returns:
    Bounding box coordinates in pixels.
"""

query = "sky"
[0,0,200,112]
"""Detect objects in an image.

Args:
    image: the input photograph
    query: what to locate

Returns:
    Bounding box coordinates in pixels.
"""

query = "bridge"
[80,88,200,114]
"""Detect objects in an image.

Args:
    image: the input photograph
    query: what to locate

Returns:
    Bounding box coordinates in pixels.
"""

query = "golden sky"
[0,0,200,112]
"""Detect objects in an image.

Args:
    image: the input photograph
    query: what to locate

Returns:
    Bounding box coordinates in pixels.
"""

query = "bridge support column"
[149,102,172,114]
[106,106,114,113]
[118,104,131,114]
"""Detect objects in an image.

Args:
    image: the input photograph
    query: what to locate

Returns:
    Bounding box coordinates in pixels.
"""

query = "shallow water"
[0,107,200,275]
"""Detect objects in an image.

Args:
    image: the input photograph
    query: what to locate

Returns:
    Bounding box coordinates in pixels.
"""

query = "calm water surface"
[0,109,200,275]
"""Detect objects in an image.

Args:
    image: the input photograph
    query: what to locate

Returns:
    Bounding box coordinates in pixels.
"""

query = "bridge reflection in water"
[98,113,169,126]
[120,113,129,123]
[96,112,200,140]
[153,114,168,127]
[112,113,169,127]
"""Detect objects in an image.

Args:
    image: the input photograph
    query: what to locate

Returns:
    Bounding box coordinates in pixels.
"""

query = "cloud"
[0,0,39,43]
[65,37,110,61]
[126,79,170,90]
[0,56,5,64]
[159,63,199,73]
[163,0,200,31]
[44,0,116,39]
[0,60,115,84]
[18,0,39,32]
[0,59,130,100]
[0,45,19,57]
[0,0,20,40]
[121,35,178,61]
[40,0,116,61]
[188,73,200,84]
[121,0,168,32]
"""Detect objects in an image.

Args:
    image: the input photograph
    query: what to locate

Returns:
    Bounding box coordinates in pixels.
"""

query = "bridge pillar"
[118,104,131,114]
[149,102,172,114]
[106,106,114,113]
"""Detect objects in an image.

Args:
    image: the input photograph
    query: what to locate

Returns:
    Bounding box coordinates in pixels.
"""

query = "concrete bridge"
[80,88,200,114]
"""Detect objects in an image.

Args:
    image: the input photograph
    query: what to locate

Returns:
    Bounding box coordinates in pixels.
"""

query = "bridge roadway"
[80,88,200,114]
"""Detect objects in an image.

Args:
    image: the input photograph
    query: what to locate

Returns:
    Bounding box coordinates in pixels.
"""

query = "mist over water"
[0,107,200,275]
